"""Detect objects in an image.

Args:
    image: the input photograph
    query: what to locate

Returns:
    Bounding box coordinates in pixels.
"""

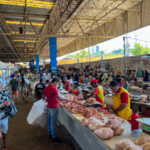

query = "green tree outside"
[130,43,150,55]
[66,49,88,59]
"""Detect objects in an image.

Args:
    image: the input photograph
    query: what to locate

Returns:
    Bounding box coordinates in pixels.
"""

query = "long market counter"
[58,105,138,150]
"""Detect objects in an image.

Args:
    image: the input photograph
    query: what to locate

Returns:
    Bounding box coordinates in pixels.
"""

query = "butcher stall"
[57,94,150,150]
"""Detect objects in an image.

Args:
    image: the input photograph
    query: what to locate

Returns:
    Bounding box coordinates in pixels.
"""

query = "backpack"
[5,101,17,118]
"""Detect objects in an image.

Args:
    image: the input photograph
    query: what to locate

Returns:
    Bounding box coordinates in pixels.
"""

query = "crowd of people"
[0,66,149,149]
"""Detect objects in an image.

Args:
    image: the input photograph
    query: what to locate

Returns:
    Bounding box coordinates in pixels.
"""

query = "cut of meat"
[83,107,98,118]
[141,143,150,150]
[94,127,114,140]
[134,135,150,146]
[124,145,143,150]
[114,127,124,136]
[115,139,134,150]
[86,97,96,104]
[88,119,105,131]
[106,115,124,130]
[82,118,89,127]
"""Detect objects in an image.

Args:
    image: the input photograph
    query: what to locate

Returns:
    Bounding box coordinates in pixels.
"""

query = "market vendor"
[90,79,106,109]
[71,82,82,99]
[109,81,132,120]
[64,77,71,92]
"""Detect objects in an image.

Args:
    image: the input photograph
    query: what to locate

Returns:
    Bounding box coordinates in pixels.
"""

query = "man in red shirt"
[44,78,67,142]
[64,77,71,92]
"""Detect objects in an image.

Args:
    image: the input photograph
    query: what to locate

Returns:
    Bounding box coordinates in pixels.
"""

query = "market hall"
[0,0,150,150]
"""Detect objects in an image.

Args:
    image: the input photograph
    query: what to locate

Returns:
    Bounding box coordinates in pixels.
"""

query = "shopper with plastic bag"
[27,90,47,128]
[44,78,68,143]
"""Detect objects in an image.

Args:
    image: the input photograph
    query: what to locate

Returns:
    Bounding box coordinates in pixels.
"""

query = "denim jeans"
[47,108,58,138]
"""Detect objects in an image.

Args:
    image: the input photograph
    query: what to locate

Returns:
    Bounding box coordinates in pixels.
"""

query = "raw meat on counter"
[82,117,105,131]
[64,94,77,101]
[82,107,98,118]
[106,114,124,130]
[115,135,150,150]
[124,145,143,150]
[61,94,126,140]
[88,121,105,131]
[134,135,150,146]
[94,127,114,140]
[114,127,124,136]
[114,139,135,150]
[86,97,97,104]
[141,143,150,150]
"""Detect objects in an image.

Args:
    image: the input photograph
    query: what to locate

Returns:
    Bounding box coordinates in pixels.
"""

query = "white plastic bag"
[27,99,47,127]
[30,81,37,95]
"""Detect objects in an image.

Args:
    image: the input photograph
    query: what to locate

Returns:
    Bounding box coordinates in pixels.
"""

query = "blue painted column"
[36,54,40,74]
[49,37,57,73]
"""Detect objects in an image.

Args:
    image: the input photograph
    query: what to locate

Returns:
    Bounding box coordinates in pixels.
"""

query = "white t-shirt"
[25,79,30,85]
[77,86,82,93]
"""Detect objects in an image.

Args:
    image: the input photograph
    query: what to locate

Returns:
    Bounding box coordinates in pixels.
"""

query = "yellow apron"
[96,86,106,108]
[113,87,132,120]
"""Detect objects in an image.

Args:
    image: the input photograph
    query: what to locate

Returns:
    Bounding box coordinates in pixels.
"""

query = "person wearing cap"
[90,79,106,109]
[71,82,82,99]
[109,81,132,120]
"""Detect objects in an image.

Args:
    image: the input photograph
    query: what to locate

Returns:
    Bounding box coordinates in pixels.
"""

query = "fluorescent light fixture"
[6,21,43,26]
[0,0,54,9]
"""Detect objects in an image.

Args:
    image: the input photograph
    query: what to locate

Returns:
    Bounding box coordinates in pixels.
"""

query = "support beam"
[1,33,115,38]
[71,16,113,21]
[0,11,49,18]
[56,0,147,57]
[48,0,84,34]
[0,15,20,59]
[0,53,36,55]
[36,0,84,53]
[0,27,18,59]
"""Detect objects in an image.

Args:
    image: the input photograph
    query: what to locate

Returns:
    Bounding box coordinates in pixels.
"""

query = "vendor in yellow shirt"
[90,79,106,109]
[109,81,132,120]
